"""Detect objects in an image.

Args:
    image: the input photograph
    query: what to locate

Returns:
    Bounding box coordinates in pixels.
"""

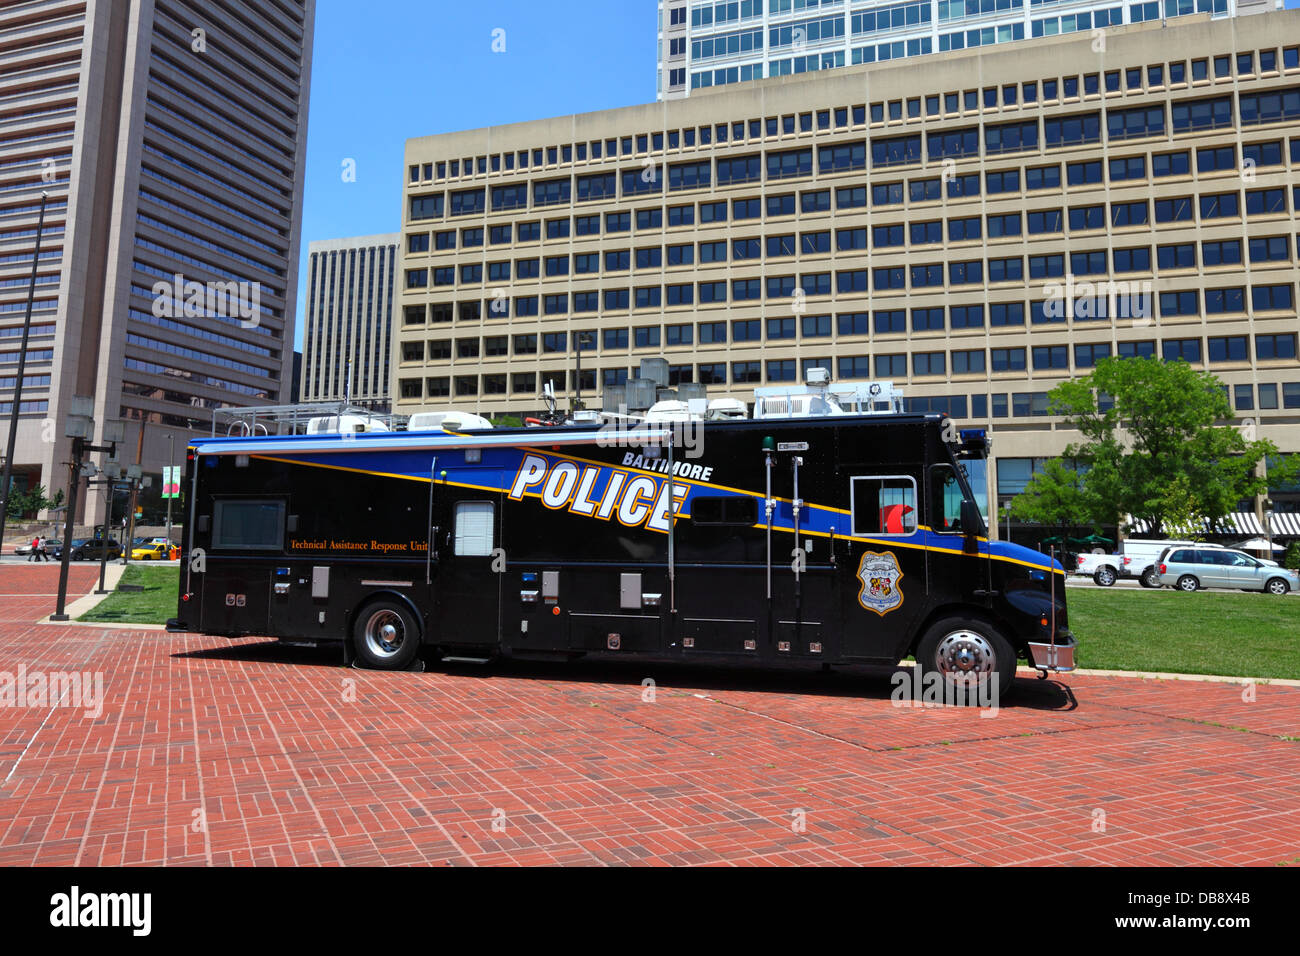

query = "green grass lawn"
[78,564,179,626]
[1068,587,1298,680]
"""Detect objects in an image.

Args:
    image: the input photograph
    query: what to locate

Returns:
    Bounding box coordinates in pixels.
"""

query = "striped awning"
[1269,511,1300,537]
[1125,512,1275,536]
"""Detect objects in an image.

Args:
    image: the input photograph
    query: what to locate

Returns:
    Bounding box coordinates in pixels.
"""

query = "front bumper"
[1027,631,1077,673]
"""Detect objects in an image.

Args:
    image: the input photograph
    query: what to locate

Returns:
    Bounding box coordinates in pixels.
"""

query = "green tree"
[1156,474,1205,541]
[4,484,58,519]
[1045,357,1292,537]
[1284,540,1300,571]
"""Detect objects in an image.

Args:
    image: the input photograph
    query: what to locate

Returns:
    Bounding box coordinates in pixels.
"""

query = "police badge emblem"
[856,550,904,616]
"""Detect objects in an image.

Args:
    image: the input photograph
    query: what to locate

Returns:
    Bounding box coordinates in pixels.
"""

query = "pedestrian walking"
[28,536,39,562]
[37,536,48,562]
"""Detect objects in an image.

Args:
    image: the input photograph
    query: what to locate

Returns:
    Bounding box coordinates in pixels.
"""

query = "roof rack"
[212,401,407,437]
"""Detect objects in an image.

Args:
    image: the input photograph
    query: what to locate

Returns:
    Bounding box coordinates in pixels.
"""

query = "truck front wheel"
[915,617,1015,708]
[352,599,422,670]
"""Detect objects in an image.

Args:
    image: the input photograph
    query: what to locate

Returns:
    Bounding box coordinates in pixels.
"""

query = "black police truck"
[170,413,1075,704]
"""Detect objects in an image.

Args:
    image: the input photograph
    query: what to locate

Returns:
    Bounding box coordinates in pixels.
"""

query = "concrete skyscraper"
[301,234,400,409]
[0,0,315,523]
[656,0,1276,100]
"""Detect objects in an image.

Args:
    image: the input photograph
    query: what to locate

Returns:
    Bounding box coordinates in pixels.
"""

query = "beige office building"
[0,0,314,523]
[398,11,1300,509]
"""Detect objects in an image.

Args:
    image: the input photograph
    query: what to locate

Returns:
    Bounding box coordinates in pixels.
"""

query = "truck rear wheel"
[1139,567,1161,588]
[352,599,421,670]
[1093,566,1116,587]
[915,617,1015,708]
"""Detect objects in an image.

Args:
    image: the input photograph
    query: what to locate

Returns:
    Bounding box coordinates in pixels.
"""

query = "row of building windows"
[402,274,1297,320]
[416,44,1300,184]
[409,188,1300,263]
[408,232,1300,286]
[402,331,1298,370]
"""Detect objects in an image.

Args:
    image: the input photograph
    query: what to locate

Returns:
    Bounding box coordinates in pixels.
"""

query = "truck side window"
[454,501,494,556]
[850,476,917,535]
[212,499,285,550]
[691,495,757,526]
[929,465,965,534]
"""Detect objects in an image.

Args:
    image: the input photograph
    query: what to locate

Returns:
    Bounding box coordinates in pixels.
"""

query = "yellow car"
[130,542,170,561]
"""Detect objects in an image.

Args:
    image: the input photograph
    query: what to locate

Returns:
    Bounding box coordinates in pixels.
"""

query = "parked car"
[1121,539,1225,588]
[1075,552,1128,586]
[1158,546,1299,594]
[130,542,170,561]
[55,538,122,561]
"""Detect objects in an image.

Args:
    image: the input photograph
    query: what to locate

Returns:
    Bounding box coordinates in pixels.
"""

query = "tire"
[72,550,83,561]
[1176,575,1200,593]
[915,616,1015,708]
[1265,577,1289,595]
[1094,566,1116,587]
[352,599,422,670]
[1139,567,1161,588]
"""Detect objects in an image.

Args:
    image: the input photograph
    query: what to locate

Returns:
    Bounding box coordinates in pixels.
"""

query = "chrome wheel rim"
[933,630,996,686]
[364,609,405,659]
[1268,580,1286,594]
[1097,570,1114,586]
[1179,577,1197,592]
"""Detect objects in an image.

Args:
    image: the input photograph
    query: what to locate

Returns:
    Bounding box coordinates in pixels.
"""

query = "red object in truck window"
[879,503,914,534]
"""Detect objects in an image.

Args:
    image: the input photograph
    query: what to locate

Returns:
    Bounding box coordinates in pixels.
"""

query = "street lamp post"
[1265,498,1275,558]
[116,466,150,566]
[50,404,119,621]
[0,190,50,556]
[94,457,122,595]
[165,432,175,545]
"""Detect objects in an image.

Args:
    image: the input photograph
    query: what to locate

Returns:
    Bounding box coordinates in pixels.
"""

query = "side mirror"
[960,499,983,536]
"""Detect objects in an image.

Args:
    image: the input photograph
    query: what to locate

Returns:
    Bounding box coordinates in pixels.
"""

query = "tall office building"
[400,10,1300,515]
[301,234,399,409]
[0,0,314,522]
[657,0,1276,100]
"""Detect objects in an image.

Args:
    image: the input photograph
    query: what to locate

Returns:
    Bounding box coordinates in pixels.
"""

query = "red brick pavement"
[0,564,1296,866]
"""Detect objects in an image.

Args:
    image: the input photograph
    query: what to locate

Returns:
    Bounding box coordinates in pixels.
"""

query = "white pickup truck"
[1074,552,1127,586]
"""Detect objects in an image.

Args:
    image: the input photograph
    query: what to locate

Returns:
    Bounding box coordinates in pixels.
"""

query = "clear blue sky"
[293,0,658,349]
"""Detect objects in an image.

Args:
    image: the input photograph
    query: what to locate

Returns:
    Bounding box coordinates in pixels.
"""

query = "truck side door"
[430,493,503,648]
[925,462,988,601]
